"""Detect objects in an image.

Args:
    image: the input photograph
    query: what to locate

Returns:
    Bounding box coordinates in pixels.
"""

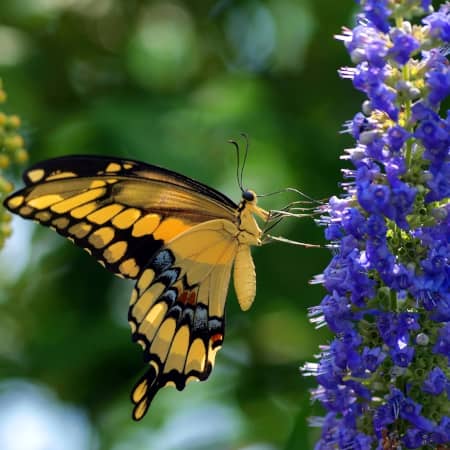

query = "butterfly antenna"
[228,138,244,192]
[257,188,325,208]
[239,132,249,191]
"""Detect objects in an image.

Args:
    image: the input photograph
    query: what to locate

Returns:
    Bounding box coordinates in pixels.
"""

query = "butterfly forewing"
[22,155,238,212]
[4,156,237,280]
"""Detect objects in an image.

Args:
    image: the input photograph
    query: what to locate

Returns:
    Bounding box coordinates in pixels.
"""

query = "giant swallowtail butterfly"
[4,154,278,420]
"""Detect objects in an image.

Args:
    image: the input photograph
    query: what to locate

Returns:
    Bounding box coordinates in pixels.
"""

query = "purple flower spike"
[305,1,450,447]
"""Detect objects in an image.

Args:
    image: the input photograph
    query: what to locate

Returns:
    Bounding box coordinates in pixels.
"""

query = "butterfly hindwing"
[4,155,237,279]
[128,219,238,419]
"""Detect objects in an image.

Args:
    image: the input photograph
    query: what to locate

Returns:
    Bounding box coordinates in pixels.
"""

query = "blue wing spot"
[157,268,180,287]
[150,249,175,275]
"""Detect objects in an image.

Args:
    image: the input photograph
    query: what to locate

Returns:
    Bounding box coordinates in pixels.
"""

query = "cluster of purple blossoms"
[304,1,450,449]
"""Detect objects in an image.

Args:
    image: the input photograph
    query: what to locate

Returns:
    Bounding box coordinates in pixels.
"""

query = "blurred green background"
[0,0,363,449]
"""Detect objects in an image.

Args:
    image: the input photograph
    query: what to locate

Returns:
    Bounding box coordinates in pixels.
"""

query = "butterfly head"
[238,189,269,225]
[241,189,256,203]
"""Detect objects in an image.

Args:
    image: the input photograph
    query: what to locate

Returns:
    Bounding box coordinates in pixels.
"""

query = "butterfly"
[3,153,276,420]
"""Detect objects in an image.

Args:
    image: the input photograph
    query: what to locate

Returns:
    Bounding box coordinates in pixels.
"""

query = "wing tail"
[131,364,159,421]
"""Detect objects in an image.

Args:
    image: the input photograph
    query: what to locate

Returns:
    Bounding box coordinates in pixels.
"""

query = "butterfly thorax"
[236,189,269,246]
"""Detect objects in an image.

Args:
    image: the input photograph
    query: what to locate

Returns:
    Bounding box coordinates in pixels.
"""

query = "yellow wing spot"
[103,240,127,263]
[87,204,124,225]
[132,377,148,403]
[112,208,141,229]
[52,217,70,229]
[130,288,138,306]
[88,227,115,249]
[136,268,155,293]
[131,213,160,238]
[150,318,176,362]
[105,162,122,172]
[137,339,146,349]
[68,222,92,239]
[165,326,190,372]
[70,201,99,219]
[35,211,52,222]
[129,319,137,333]
[133,398,149,421]
[98,260,106,268]
[138,301,168,341]
[185,338,206,373]
[153,217,191,242]
[26,168,45,183]
[51,188,107,214]
[45,171,77,181]
[207,340,220,367]
[186,375,200,385]
[19,206,33,216]
[88,180,107,188]
[6,195,24,209]
[132,282,165,322]
[28,194,64,209]
[119,258,140,278]
[85,248,92,255]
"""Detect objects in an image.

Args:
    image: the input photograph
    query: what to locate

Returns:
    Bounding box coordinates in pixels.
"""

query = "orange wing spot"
[153,218,191,242]
[179,291,188,304]
[211,333,223,345]
[179,290,197,305]
[187,291,197,305]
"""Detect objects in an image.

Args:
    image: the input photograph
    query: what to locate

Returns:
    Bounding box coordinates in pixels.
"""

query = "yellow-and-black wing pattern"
[4,155,237,279]
[3,154,267,420]
[129,218,238,419]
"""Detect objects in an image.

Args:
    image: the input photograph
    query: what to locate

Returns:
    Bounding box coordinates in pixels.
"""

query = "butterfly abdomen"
[233,244,256,311]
